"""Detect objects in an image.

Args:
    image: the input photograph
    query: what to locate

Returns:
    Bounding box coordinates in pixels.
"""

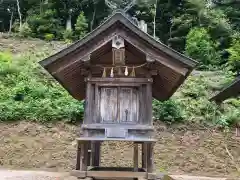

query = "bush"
[63,29,73,41]
[44,33,55,41]
[0,51,84,123]
[153,99,184,124]
[181,75,208,98]
[18,22,32,37]
[216,109,240,128]
[185,27,220,69]
[27,9,62,39]
[75,12,88,40]
[227,34,240,73]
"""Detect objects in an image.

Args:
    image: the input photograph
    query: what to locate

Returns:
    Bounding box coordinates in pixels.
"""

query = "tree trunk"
[66,14,72,31]
[90,3,96,32]
[16,0,22,29]
[153,0,158,38]
[8,11,14,34]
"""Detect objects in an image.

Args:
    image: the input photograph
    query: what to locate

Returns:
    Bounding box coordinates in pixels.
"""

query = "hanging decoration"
[97,63,147,78]
[99,35,147,78]
[130,67,135,77]
[124,67,128,76]
[110,67,114,77]
[102,67,107,78]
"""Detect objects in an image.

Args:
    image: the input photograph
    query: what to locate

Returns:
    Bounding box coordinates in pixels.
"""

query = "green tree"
[74,11,88,40]
[213,0,240,31]
[27,8,62,39]
[169,0,232,53]
[227,33,240,73]
[185,27,220,69]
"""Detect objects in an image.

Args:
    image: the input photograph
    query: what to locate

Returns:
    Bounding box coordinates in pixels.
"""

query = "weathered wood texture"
[211,76,240,103]
[134,143,139,172]
[75,140,155,175]
[85,78,152,126]
[39,12,197,101]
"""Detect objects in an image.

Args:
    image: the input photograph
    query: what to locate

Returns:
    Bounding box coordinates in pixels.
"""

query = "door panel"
[119,87,139,123]
[100,87,118,123]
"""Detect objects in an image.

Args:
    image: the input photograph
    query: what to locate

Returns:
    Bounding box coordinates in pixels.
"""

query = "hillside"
[0,37,239,179]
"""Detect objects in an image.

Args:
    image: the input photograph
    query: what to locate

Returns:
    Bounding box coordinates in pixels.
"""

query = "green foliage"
[75,12,88,40]
[44,33,55,41]
[18,22,32,38]
[0,51,84,123]
[27,9,62,39]
[63,29,74,41]
[216,109,240,128]
[185,27,220,69]
[227,34,240,72]
[153,99,184,124]
[181,75,208,98]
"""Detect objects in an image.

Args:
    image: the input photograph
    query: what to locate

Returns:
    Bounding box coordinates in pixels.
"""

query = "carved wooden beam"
[112,35,125,66]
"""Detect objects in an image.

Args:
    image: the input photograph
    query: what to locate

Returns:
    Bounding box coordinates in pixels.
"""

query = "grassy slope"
[0,36,239,177]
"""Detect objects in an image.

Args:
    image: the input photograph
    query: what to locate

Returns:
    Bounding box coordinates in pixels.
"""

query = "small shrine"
[39,11,197,180]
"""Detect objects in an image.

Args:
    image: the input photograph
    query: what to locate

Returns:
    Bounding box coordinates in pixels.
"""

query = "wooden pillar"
[133,143,139,172]
[142,142,147,169]
[76,141,81,170]
[87,142,91,166]
[80,141,89,171]
[91,141,101,166]
[146,142,154,173]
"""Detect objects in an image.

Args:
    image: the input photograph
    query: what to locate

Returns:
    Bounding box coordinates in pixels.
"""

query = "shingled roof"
[39,11,198,101]
[211,76,240,103]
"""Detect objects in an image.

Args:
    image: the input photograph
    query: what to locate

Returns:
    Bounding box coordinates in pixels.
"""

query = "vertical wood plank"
[146,142,154,173]
[91,141,101,166]
[84,74,92,123]
[142,85,147,124]
[133,143,139,172]
[100,87,118,122]
[119,88,132,122]
[146,83,152,125]
[119,87,139,123]
[139,85,143,124]
[80,142,89,171]
[87,142,91,166]
[141,142,147,169]
[76,141,81,170]
[94,85,100,123]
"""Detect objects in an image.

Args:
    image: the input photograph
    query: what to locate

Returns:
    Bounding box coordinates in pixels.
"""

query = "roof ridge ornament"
[105,0,147,33]
[105,0,136,12]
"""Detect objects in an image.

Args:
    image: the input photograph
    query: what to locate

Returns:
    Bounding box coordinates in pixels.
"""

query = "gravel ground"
[0,170,76,180]
[0,170,230,180]
[0,121,239,179]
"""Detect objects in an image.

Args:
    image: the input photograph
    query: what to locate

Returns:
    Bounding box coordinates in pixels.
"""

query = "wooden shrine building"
[39,11,197,180]
[211,76,240,103]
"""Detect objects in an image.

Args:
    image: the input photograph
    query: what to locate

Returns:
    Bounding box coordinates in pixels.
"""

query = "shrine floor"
[0,121,239,179]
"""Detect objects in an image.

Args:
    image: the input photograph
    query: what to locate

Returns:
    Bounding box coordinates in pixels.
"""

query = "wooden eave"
[39,11,198,101]
[211,76,240,103]
[40,11,197,68]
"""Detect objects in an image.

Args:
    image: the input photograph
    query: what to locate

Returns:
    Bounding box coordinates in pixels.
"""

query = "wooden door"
[119,87,139,123]
[99,87,118,123]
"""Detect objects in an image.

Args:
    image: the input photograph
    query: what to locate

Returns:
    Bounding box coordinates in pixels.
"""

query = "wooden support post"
[133,143,139,172]
[146,142,154,173]
[87,142,91,166]
[142,142,147,169]
[91,141,101,166]
[80,141,89,171]
[76,141,81,170]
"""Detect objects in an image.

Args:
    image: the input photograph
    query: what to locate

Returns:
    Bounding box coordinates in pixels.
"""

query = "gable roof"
[40,11,197,68]
[211,76,240,103]
[39,11,198,101]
